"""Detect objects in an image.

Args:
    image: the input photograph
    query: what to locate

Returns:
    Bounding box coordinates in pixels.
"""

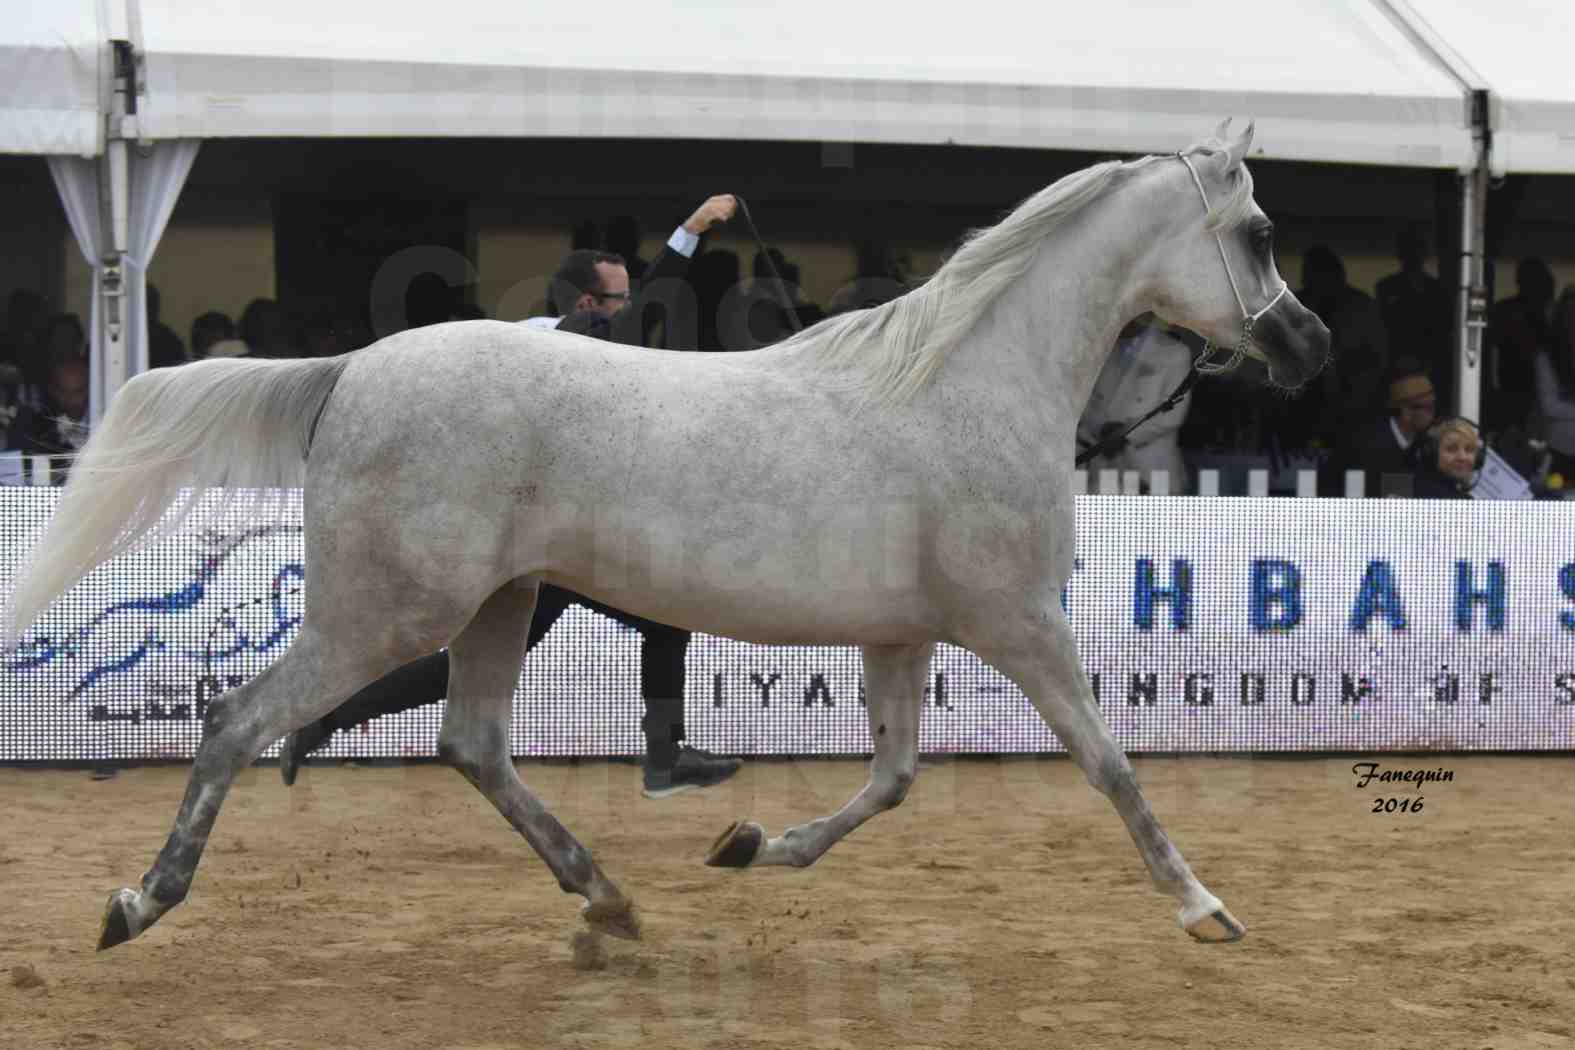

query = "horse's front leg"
[438,580,638,939]
[968,607,1245,943]
[707,642,931,869]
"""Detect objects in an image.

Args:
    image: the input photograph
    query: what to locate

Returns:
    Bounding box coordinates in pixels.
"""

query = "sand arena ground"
[2,755,1573,1049]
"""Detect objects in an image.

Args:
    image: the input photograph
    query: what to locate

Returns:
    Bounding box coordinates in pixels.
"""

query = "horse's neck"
[951,180,1166,426]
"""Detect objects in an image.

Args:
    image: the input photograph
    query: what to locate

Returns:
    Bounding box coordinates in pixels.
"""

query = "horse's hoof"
[705,820,764,868]
[97,889,140,951]
[581,897,641,941]
[1184,906,1246,943]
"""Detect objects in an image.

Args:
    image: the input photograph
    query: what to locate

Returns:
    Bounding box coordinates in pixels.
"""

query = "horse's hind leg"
[437,579,638,940]
[707,642,931,869]
[98,627,393,950]
[970,610,1244,943]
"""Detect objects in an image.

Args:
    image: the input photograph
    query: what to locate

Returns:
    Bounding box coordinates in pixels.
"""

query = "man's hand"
[682,194,738,236]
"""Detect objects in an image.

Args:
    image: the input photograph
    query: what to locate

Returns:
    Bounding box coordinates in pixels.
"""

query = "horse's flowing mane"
[779,135,1257,405]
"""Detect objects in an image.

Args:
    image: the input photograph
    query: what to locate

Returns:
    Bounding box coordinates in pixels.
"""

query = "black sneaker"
[642,745,742,799]
[278,719,330,787]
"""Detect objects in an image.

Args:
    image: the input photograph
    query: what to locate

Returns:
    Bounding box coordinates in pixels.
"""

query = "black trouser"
[318,584,691,768]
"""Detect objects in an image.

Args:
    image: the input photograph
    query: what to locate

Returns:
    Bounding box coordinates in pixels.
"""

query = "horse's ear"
[1223,120,1255,171]
[1214,117,1232,142]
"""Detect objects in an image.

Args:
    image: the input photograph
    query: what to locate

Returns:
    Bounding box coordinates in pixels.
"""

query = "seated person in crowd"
[22,353,91,482]
[1321,357,1436,497]
[146,284,187,368]
[1533,289,1575,463]
[190,310,240,359]
[1407,417,1482,500]
[0,366,37,455]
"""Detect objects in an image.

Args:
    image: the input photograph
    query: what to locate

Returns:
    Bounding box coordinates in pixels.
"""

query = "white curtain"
[46,154,106,420]
[48,139,201,423]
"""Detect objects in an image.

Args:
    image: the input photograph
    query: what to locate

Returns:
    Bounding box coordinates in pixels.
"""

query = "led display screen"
[3,490,1572,760]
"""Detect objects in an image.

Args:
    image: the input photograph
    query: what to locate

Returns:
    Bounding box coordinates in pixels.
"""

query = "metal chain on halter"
[1193,314,1257,375]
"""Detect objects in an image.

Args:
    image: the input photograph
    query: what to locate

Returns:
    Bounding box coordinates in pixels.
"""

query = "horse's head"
[1141,120,1330,391]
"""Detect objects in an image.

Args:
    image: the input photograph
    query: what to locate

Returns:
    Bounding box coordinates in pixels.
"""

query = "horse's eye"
[1252,227,1275,255]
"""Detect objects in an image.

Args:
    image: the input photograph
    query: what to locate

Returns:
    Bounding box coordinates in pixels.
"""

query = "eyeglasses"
[592,290,632,303]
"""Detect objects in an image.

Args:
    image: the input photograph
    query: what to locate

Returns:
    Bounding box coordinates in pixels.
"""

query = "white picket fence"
[1071,467,1366,498]
[0,453,54,487]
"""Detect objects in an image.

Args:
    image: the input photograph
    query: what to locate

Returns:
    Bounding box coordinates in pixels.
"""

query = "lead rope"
[733,196,805,335]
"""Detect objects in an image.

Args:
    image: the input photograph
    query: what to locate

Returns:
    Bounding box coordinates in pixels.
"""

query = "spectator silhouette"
[1375,226,1450,403]
[2,289,47,383]
[145,284,187,368]
[190,311,238,359]
[239,298,296,358]
[0,366,35,452]
[829,240,909,316]
[571,219,599,252]
[690,249,740,351]
[1293,245,1387,446]
[605,215,649,284]
[404,274,455,330]
[42,313,86,366]
[1532,288,1575,459]
[747,248,823,346]
[1487,258,1555,432]
[300,311,353,357]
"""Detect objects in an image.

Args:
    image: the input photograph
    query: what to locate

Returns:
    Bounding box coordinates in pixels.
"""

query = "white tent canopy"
[5,0,1566,425]
[0,2,102,156]
[129,0,1475,168]
[1404,0,1574,175]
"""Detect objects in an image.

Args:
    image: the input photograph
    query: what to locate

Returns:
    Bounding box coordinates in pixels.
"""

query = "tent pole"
[96,137,129,423]
[1457,89,1490,424]
[1374,1,1492,423]
[92,33,137,425]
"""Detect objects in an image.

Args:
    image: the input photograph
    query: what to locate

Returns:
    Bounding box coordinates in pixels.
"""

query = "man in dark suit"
[1321,357,1437,497]
[281,195,744,798]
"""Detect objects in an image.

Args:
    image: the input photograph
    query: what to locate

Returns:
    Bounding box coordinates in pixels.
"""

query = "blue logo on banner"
[6,525,303,700]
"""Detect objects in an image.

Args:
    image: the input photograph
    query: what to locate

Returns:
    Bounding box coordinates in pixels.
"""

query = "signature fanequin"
[1352,761,1454,814]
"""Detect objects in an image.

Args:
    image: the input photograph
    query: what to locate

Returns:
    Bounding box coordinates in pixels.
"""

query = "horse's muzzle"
[1253,294,1331,390]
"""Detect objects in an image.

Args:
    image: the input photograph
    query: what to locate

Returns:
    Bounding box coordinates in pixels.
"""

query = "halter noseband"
[1176,152,1289,375]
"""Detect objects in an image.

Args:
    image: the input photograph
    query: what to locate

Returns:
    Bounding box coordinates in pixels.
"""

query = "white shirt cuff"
[667,226,700,258]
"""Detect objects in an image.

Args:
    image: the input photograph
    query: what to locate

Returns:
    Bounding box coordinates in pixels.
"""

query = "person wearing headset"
[1406,417,1484,499]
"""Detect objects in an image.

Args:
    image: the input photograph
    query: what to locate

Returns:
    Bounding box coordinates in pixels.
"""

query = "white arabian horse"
[5,121,1327,953]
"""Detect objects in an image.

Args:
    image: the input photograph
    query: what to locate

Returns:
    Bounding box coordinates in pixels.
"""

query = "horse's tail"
[3,355,351,646]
